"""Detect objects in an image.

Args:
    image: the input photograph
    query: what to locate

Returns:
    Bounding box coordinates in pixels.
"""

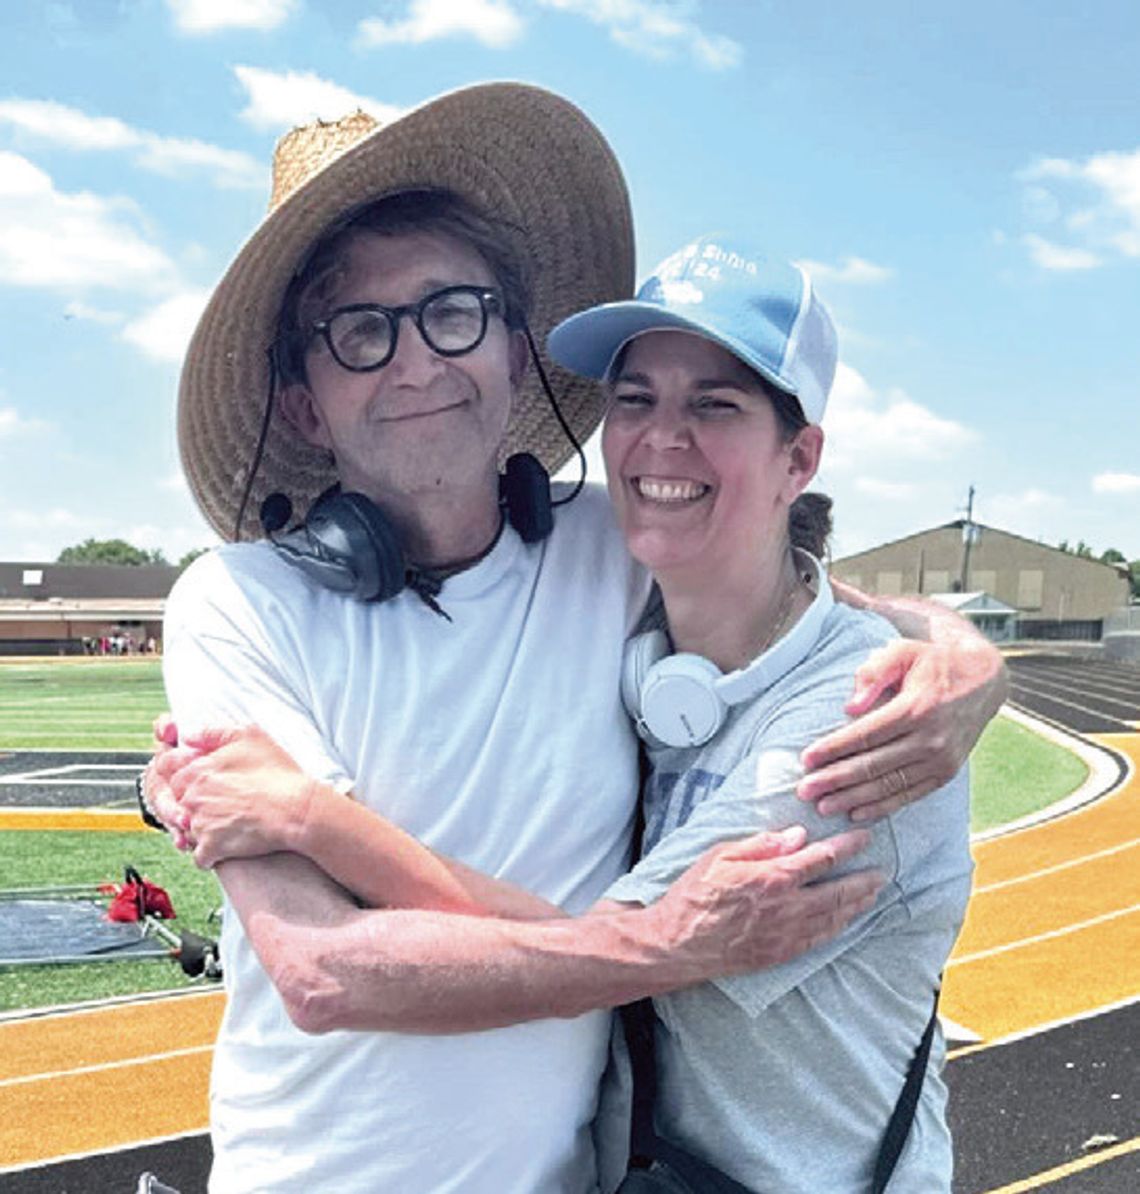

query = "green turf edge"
[968,713,1089,833]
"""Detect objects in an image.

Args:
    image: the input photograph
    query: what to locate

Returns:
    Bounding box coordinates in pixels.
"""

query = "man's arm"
[802,583,1008,819]
[218,825,881,1034]
[148,724,564,920]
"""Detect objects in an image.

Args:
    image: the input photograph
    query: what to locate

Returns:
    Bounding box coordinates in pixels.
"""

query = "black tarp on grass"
[0,889,169,966]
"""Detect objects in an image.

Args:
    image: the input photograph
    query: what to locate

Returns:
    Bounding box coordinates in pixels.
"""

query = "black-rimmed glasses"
[309,285,506,372]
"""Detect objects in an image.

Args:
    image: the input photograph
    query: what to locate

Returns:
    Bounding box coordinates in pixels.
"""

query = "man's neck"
[356,474,504,569]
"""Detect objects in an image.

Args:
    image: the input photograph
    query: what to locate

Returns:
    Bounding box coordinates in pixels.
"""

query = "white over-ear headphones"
[622,553,833,748]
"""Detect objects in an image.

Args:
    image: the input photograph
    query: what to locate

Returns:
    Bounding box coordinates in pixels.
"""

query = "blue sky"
[1,0,1137,564]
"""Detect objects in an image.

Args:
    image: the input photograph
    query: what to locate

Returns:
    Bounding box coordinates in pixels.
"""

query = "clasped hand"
[145,719,317,868]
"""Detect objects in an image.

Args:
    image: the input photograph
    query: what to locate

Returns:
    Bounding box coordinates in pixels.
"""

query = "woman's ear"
[785,425,824,501]
[278,384,332,451]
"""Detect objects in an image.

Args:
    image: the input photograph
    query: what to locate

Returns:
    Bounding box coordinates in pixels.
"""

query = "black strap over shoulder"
[871,989,941,1194]
[620,987,942,1194]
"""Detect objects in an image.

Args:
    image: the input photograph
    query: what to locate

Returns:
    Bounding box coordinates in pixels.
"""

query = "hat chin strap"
[234,325,587,544]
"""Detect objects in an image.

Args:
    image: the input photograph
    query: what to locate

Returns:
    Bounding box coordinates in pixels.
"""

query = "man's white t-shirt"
[163,484,650,1193]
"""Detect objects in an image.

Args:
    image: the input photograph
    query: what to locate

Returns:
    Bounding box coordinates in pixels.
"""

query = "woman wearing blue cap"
[147,224,981,1187]
[545,237,971,1193]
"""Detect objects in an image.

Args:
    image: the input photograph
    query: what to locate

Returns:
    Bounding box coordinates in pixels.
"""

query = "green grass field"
[0,659,167,750]
[0,660,1094,1010]
[969,714,1088,832]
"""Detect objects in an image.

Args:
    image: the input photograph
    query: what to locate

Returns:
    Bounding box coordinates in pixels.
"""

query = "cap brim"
[548,301,800,400]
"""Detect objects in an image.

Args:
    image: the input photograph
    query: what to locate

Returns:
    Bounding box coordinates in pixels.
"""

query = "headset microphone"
[259,492,293,535]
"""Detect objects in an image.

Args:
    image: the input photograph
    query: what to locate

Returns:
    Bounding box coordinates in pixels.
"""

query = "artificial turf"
[969,713,1089,832]
[0,659,167,751]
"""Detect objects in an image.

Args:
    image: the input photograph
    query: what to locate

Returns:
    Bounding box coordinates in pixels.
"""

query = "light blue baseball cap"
[547,235,838,424]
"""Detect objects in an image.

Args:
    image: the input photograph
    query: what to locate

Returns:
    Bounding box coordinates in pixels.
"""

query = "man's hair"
[275,189,532,386]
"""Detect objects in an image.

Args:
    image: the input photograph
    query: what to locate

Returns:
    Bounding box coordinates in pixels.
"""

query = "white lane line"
[0,1044,213,1090]
[1010,671,1140,715]
[1008,681,1134,728]
[947,902,1140,967]
[0,1127,208,1175]
[946,993,1140,1060]
[0,764,142,786]
[973,837,1140,894]
[2,778,135,787]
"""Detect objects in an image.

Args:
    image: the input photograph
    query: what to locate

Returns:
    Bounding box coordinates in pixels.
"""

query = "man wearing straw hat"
[154,83,1003,1192]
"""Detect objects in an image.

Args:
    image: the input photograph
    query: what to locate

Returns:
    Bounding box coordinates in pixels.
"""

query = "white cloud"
[854,478,916,500]
[0,151,176,292]
[799,256,894,286]
[4,507,94,531]
[167,0,297,34]
[0,406,52,439]
[537,0,742,69]
[0,99,264,189]
[1020,148,1140,267]
[821,363,977,473]
[359,0,524,48]
[233,66,404,132]
[64,300,125,326]
[121,288,211,363]
[1022,233,1101,272]
[1093,472,1140,495]
[981,489,1066,543]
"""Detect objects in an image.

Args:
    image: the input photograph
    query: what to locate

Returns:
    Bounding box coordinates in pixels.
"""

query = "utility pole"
[960,484,976,592]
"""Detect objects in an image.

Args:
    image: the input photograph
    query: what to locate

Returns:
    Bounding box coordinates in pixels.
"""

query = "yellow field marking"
[0,809,145,831]
[981,1134,1140,1192]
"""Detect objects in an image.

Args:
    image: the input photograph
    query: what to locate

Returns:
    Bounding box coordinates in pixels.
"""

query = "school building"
[831,520,1131,641]
[0,562,178,656]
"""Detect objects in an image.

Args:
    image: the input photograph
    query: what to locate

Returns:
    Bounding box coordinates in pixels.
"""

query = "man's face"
[281,228,524,508]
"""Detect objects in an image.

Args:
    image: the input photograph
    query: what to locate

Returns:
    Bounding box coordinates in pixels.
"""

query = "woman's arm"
[804,584,1007,819]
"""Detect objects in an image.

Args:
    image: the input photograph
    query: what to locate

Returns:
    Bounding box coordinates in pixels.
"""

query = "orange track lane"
[941,731,1140,1042]
[0,992,222,1168]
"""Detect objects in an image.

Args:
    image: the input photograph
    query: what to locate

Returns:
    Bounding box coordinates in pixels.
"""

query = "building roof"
[835,520,1128,580]
[930,591,1017,615]
[0,562,180,601]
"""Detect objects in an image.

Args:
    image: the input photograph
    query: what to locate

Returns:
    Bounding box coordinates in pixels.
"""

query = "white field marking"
[0,1043,213,1091]
[972,836,1140,895]
[1010,674,1140,719]
[0,763,141,786]
[946,902,1140,967]
[971,705,1130,842]
[0,985,218,1024]
[946,992,1140,1061]
[0,1127,208,1175]
[1026,658,1140,686]
[938,1014,982,1042]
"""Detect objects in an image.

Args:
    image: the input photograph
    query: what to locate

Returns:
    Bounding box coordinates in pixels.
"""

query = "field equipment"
[0,865,221,980]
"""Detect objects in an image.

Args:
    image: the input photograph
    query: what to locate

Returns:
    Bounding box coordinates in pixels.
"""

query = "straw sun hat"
[178,82,635,541]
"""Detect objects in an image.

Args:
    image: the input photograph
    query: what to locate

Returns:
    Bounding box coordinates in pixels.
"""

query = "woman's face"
[601,330,821,579]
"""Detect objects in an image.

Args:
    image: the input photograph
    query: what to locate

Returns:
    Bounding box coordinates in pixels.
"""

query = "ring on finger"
[884,767,909,797]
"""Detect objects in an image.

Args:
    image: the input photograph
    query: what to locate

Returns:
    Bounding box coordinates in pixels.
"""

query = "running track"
[1,653,1138,1191]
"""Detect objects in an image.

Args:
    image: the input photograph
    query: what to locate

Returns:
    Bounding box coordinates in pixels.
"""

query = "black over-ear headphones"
[260,451,553,605]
